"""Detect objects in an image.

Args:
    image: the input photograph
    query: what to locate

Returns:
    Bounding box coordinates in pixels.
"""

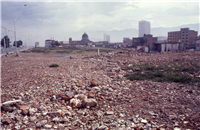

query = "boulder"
[65,91,74,98]
[1,100,23,112]
[76,94,87,101]
[82,98,97,108]
[90,79,98,87]
[70,98,82,108]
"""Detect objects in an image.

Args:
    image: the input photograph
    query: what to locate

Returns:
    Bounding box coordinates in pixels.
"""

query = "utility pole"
[14,18,18,56]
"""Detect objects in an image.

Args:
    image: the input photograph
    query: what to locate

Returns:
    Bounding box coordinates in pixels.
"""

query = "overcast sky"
[1,0,199,46]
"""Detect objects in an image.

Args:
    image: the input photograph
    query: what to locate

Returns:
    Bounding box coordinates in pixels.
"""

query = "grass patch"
[49,64,59,67]
[124,63,200,84]
[21,47,114,54]
[124,71,200,83]
[56,51,71,53]
[21,50,30,53]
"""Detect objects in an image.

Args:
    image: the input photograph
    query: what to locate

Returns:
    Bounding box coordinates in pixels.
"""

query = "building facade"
[69,32,93,45]
[168,28,198,46]
[103,33,110,43]
[132,34,157,48]
[139,20,150,37]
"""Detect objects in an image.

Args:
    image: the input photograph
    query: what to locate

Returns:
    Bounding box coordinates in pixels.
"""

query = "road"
[1,47,33,55]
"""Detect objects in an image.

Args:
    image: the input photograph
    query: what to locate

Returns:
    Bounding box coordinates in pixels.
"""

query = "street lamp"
[22,35,27,48]
[8,30,15,48]
[14,18,18,55]
[1,26,7,35]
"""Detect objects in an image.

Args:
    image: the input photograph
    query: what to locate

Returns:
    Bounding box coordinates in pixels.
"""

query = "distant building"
[168,28,198,48]
[69,32,93,46]
[196,40,200,51]
[132,34,157,48]
[139,20,150,37]
[35,42,39,47]
[123,37,132,47]
[45,39,54,48]
[103,33,110,43]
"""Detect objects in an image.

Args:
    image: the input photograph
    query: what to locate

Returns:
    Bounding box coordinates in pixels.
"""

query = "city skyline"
[1,0,199,46]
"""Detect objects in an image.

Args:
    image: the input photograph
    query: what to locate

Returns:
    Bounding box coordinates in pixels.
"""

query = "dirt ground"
[1,50,200,130]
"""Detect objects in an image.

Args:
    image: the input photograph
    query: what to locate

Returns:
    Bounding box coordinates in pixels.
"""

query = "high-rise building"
[104,33,110,43]
[139,20,151,37]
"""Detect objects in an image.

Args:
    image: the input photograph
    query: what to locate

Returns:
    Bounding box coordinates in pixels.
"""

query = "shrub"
[49,64,59,67]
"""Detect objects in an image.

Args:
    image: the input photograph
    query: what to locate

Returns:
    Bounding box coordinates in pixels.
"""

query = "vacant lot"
[1,49,200,130]
[21,47,124,54]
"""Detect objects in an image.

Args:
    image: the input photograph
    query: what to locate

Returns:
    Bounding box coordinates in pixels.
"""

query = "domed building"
[82,32,89,41]
[69,32,93,45]
[81,32,92,44]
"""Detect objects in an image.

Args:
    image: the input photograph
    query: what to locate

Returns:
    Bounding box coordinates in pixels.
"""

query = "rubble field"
[1,50,200,130]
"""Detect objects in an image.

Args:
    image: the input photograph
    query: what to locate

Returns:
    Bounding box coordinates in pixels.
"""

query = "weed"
[124,63,200,84]
[49,64,59,67]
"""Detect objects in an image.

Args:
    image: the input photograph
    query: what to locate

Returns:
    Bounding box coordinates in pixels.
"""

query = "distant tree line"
[1,35,23,48]
[1,36,10,48]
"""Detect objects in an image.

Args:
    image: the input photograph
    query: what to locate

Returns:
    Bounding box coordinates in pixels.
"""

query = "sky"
[1,0,199,47]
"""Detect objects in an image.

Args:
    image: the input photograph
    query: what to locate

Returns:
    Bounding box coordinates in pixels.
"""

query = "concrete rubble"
[1,50,200,129]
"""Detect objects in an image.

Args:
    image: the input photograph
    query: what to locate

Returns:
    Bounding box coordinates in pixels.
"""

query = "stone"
[76,94,87,101]
[92,123,99,129]
[29,108,37,116]
[106,111,114,115]
[65,91,74,98]
[119,113,124,118]
[2,118,12,124]
[81,98,97,108]
[36,120,47,128]
[44,124,52,129]
[90,79,98,87]
[70,98,82,108]
[38,105,46,111]
[21,109,29,116]
[1,100,23,112]
[130,123,136,128]
[29,116,37,122]
[141,119,148,124]
[174,128,181,130]
[52,117,60,122]
[66,106,72,110]
[92,87,101,91]
[88,93,95,98]
[47,111,60,117]
[98,125,107,130]
[62,96,71,101]
[20,105,29,110]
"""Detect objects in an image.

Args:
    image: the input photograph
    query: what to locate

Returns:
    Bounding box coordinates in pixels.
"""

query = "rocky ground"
[1,50,200,130]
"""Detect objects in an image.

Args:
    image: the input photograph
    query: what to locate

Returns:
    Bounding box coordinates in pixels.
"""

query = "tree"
[13,40,23,47]
[140,37,148,46]
[51,41,60,47]
[1,36,10,48]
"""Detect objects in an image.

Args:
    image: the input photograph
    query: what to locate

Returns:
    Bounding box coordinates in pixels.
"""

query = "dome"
[82,32,88,38]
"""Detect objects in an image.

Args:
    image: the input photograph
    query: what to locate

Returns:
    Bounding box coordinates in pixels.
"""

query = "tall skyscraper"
[139,20,150,37]
[104,33,110,43]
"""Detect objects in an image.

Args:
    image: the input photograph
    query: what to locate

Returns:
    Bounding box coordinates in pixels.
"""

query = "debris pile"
[1,51,200,129]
